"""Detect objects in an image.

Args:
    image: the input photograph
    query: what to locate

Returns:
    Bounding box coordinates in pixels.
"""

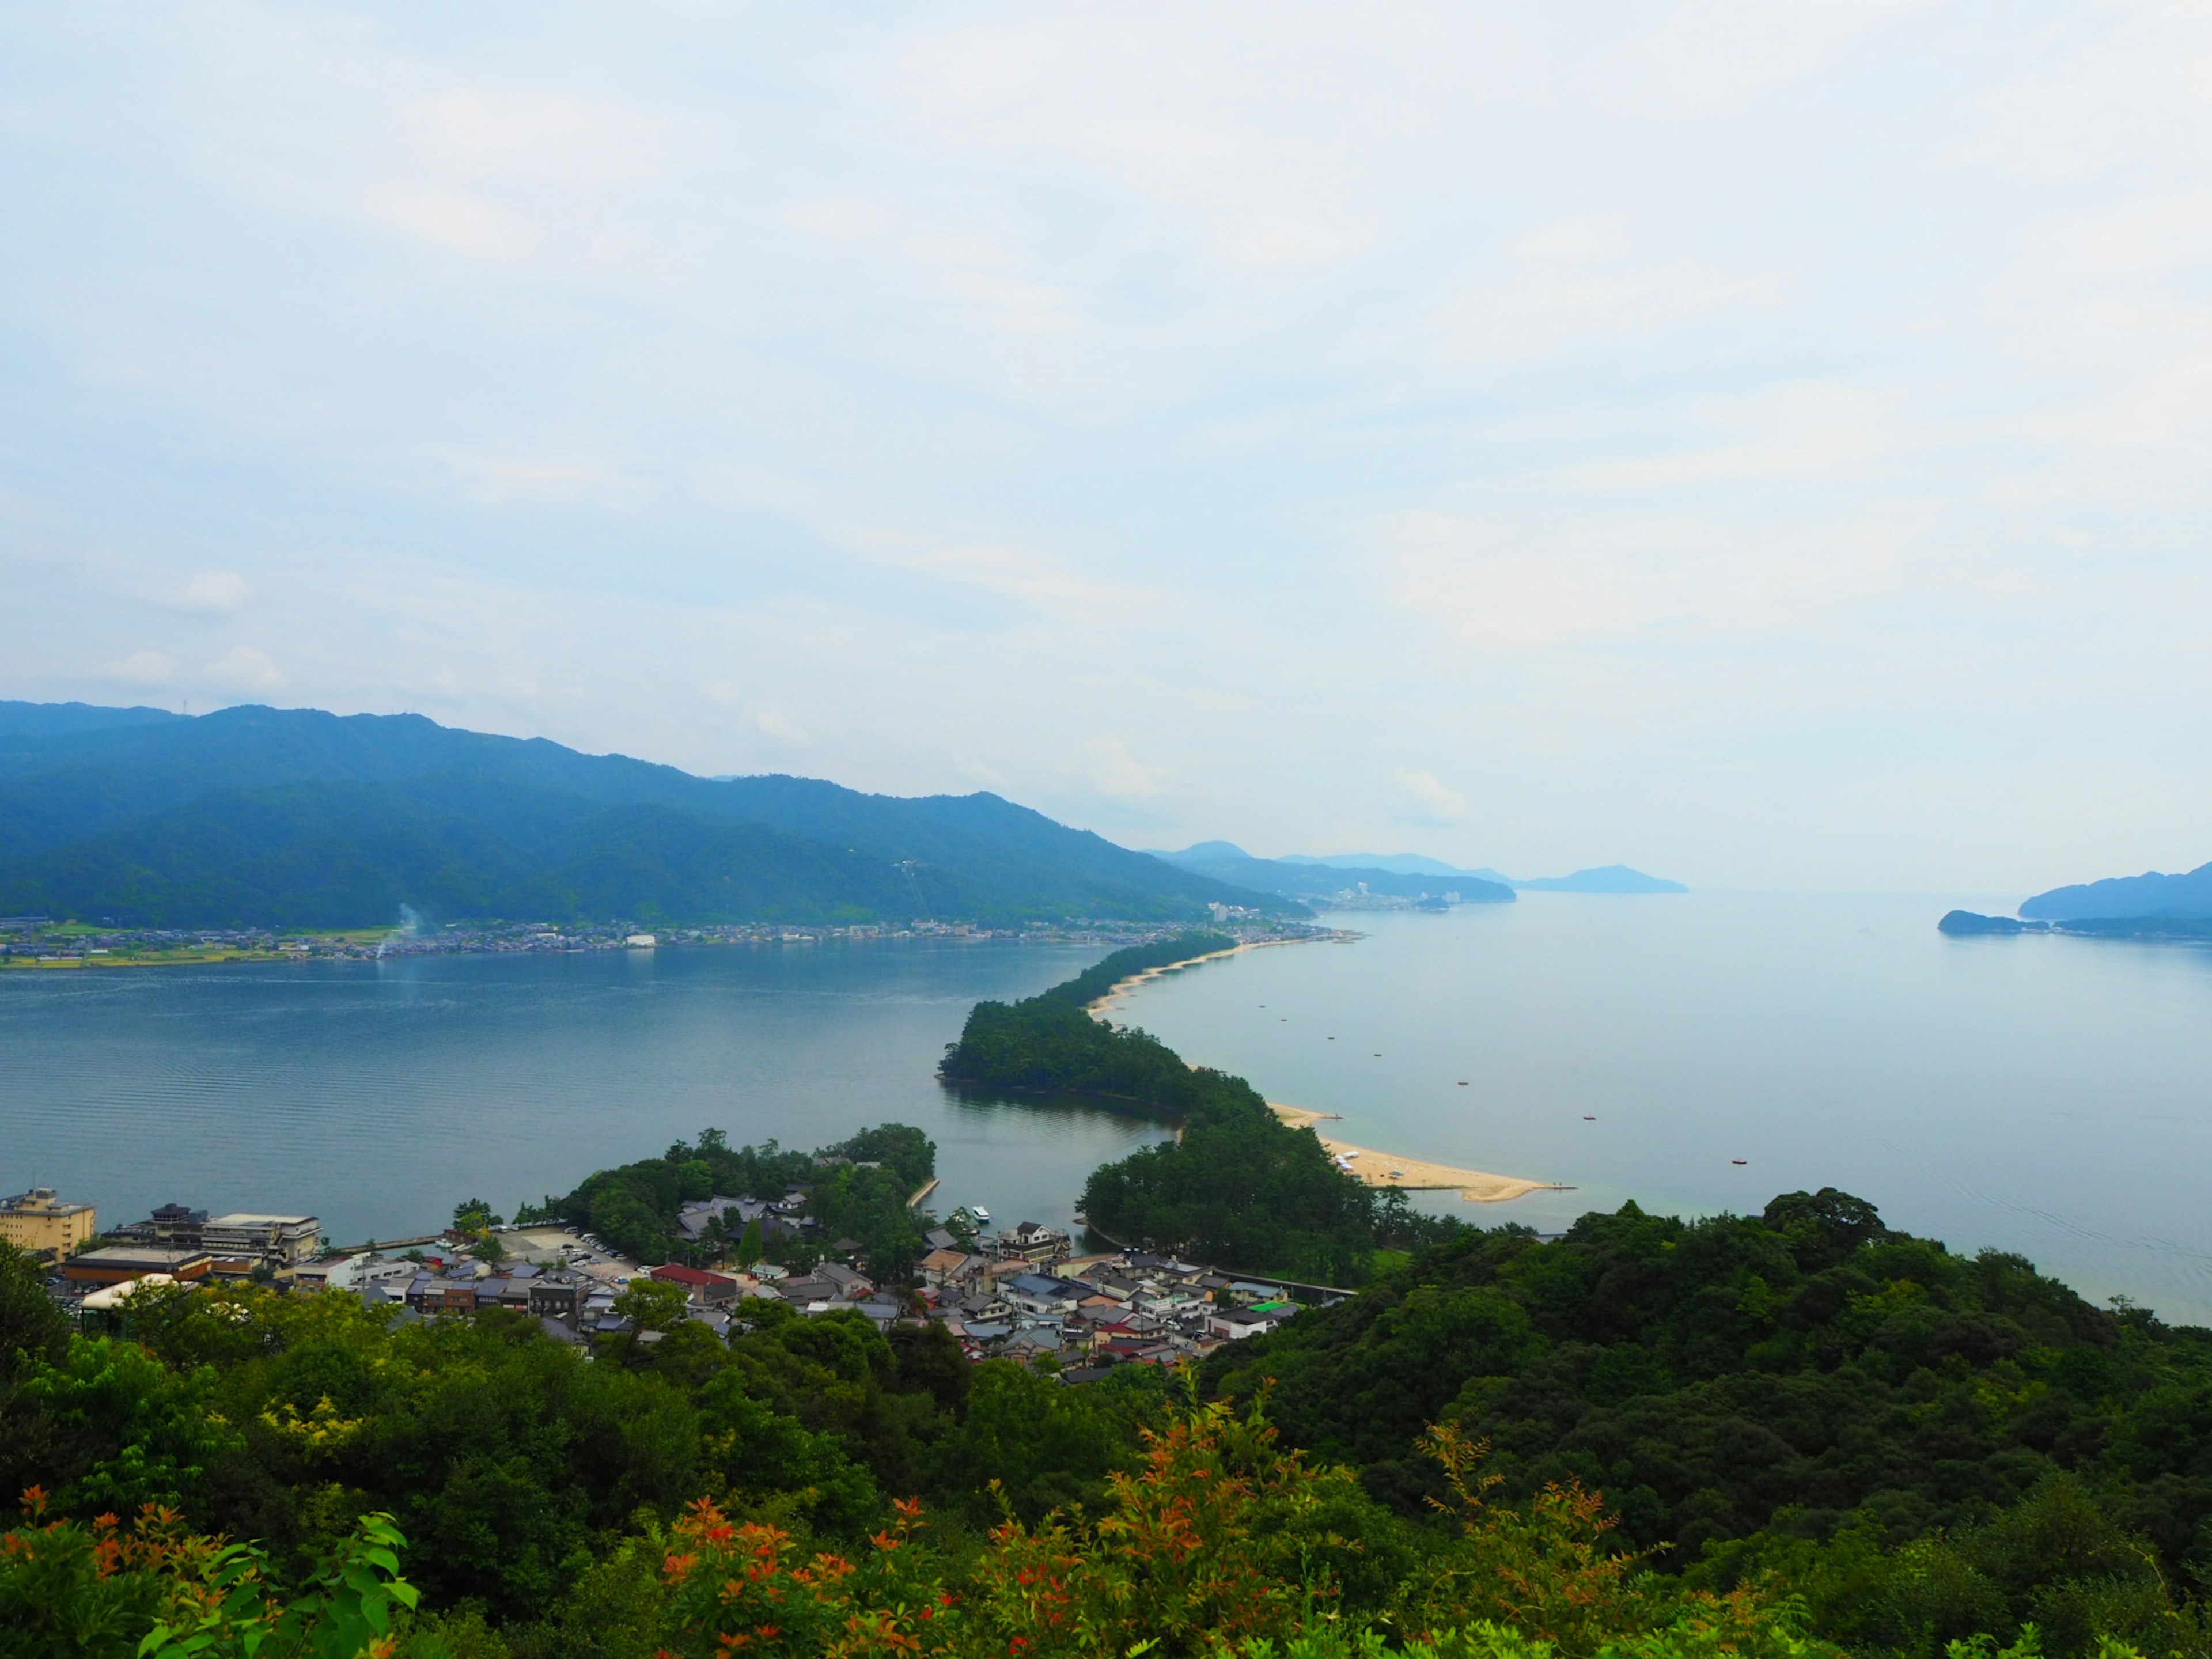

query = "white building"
[202,1213,321,1268]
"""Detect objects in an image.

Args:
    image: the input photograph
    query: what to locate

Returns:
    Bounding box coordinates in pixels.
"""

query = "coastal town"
[0,910,1302,968]
[2,1178,1330,1377]
[0,912,1293,969]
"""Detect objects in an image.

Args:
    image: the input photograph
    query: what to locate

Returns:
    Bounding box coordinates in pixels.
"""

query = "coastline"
[1266,1102,1563,1203]
[1085,934,1562,1205]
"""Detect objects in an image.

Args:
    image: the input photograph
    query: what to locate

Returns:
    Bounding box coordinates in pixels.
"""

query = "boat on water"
[969,1206,991,1223]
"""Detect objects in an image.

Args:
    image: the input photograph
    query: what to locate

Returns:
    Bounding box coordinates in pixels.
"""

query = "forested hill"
[1204,1187,2212,1652]
[0,700,1287,929]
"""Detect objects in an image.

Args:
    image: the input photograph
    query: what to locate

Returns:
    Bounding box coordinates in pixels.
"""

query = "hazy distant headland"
[1941,857,2212,940]
[1150,841,1686,902]
[0,700,1296,932]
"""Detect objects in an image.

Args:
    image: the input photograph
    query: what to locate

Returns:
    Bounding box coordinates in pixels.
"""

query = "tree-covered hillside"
[1205,1188,2212,1654]
[12,1185,2212,1658]
[0,702,1290,927]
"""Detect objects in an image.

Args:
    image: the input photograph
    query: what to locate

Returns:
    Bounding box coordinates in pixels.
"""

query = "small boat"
[1730,1159,1747,1166]
[1457,1081,1469,1086]
[1582,1115,1596,1122]
[969,1206,991,1222]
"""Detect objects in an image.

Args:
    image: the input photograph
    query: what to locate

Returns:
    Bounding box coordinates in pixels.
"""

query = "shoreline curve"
[1085,937,1565,1205]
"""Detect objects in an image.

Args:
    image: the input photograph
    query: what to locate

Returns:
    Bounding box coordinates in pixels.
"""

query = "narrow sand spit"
[1084,939,1311,1020]
[1085,940,1563,1205]
[1266,1103,1562,1203]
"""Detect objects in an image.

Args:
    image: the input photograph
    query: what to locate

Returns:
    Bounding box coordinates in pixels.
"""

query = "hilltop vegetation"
[537,1123,934,1281]
[0,700,1287,929]
[1206,1188,2212,1657]
[11,1183,2212,1658]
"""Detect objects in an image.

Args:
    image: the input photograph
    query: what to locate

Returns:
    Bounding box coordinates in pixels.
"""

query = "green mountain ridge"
[0,702,1289,928]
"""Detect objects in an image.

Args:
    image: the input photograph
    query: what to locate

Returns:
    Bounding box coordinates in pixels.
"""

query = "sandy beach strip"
[1081,937,1560,1204]
[1268,1103,1560,1203]
[1083,937,1325,1019]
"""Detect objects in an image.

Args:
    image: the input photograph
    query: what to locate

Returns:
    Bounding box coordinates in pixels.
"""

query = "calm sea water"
[1116,893,2212,1325]
[0,940,1171,1248]
[7,895,2210,1323]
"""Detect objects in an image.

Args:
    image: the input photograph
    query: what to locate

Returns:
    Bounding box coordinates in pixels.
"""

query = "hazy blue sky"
[5,3,2209,893]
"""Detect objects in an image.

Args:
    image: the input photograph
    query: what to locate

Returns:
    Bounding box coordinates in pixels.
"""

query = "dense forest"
[1205,1188,2212,1658]
[532,1124,934,1281]
[940,934,1460,1282]
[12,1188,2212,1658]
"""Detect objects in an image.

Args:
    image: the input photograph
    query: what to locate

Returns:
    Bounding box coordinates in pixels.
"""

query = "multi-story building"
[201,1213,321,1269]
[0,1187,97,1259]
[113,1203,210,1248]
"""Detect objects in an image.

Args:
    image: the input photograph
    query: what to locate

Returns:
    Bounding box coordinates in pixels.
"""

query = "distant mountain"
[1269,846,1683,893]
[0,703,1290,929]
[1938,910,2037,935]
[1149,843,1514,905]
[1275,851,1510,882]
[0,699,181,739]
[1514,865,1688,895]
[2019,861,2212,922]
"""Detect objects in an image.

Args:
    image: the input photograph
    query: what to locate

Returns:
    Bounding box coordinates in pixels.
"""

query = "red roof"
[650,1264,734,1287]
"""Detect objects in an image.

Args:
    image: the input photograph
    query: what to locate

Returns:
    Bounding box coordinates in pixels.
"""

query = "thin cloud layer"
[2,2,2209,891]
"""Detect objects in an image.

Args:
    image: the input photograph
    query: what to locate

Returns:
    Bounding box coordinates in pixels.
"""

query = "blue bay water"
[1112,892,2212,1325]
[7,895,2211,1325]
[0,940,1172,1248]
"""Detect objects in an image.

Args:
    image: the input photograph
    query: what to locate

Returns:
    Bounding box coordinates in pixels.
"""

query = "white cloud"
[1084,737,1164,800]
[172,571,253,616]
[204,646,285,692]
[7,3,2212,888]
[1394,770,1468,826]
[102,649,175,687]
[754,706,808,745]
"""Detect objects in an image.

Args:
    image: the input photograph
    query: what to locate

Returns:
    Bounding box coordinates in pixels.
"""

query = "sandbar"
[1267,1103,1560,1203]
[1085,938,1560,1205]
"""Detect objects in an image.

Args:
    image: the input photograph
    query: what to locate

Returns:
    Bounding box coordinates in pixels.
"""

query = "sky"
[3,2,2210,895]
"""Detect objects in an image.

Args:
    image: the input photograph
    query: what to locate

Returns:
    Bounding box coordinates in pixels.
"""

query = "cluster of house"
[613,1203,1321,1374]
[5,1190,323,1296]
[12,1180,1321,1377]
[913,1237,1316,1376]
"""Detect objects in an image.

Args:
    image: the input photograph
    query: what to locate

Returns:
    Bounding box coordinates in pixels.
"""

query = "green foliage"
[612,1278,691,1335]
[553,1126,934,1281]
[0,1243,69,1384]
[450,1200,501,1237]
[1202,1184,2212,1659]
[6,1336,238,1517]
[1035,931,1238,1008]
[0,1493,418,1659]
